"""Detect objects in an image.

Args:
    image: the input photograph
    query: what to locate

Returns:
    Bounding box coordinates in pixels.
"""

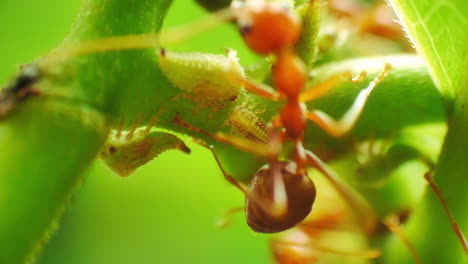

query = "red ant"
[173,0,391,233]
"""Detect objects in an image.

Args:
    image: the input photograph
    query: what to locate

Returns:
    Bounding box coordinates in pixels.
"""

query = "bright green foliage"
[386,0,468,263]
[0,0,465,263]
[101,128,190,177]
[0,99,107,264]
[389,0,468,98]
[296,0,321,67]
[0,0,174,262]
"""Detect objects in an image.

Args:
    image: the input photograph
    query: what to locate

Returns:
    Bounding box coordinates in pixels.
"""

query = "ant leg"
[305,63,392,138]
[190,138,247,194]
[294,139,308,175]
[308,241,381,259]
[222,48,280,102]
[271,239,381,259]
[226,75,280,101]
[173,112,270,157]
[384,215,423,264]
[43,8,236,65]
[174,113,288,216]
[216,207,245,228]
[305,150,377,233]
[268,128,289,217]
[423,171,468,255]
[300,70,368,102]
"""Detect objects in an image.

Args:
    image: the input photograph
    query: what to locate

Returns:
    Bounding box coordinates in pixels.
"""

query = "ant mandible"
[173,0,391,233]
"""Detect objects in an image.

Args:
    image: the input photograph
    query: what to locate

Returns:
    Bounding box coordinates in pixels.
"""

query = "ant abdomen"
[246,161,316,233]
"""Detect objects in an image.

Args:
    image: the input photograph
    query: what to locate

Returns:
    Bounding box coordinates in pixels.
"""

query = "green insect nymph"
[158,49,245,102]
[101,127,190,177]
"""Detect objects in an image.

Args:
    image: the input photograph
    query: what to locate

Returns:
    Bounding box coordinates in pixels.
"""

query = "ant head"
[234,1,301,54]
[246,161,316,233]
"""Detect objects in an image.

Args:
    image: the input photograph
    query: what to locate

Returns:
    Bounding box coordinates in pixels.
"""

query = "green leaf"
[389,0,468,98]
[385,0,468,263]
[0,0,174,262]
[0,0,456,262]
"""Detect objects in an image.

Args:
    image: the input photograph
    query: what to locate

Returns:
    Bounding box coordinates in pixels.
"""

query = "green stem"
[384,76,468,264]
[0,0,450,262]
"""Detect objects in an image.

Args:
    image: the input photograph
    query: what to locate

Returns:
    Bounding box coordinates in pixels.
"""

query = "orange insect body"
[280,101,307,140]
[234,0,318,231]
[273,51,307,98]
[235,1,301,54]
[237,1,310,169]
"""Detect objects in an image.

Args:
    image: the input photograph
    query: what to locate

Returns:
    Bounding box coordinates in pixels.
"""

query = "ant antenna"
[42,7,235,67]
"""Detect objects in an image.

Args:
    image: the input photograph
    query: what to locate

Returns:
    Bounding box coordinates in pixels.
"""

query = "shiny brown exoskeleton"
[246,161,316,233]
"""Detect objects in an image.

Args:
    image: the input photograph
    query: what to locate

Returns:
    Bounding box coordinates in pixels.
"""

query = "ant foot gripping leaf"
[101,127,190,177]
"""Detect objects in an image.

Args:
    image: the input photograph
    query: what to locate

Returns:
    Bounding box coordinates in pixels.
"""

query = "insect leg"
[143,107,164,135]
[300,70,368,102]
[242,77,281,101]
[173,112,270,158]
[115,116,125,139]
[271,226,380,263]
[273,239,381,259]
[216,207,245,228]
[305,63,391,138]
[423,171,468,256]
[305,150,377,233]
[191,138,247,194]
[42,7,236,65]
[126,113,144,140]
[173,113,288,216]
[383,215,423,264]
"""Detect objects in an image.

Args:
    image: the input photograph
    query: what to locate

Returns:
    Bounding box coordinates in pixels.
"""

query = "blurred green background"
[0,1,271,263]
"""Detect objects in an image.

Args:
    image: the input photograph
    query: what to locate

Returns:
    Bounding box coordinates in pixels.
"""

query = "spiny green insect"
[159,48,244,114]
[101,126,190,177]
[158,47,269,141]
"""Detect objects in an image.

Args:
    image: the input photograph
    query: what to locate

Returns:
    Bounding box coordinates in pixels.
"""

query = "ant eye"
[109,146,117,154]
[228,95,238,102]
